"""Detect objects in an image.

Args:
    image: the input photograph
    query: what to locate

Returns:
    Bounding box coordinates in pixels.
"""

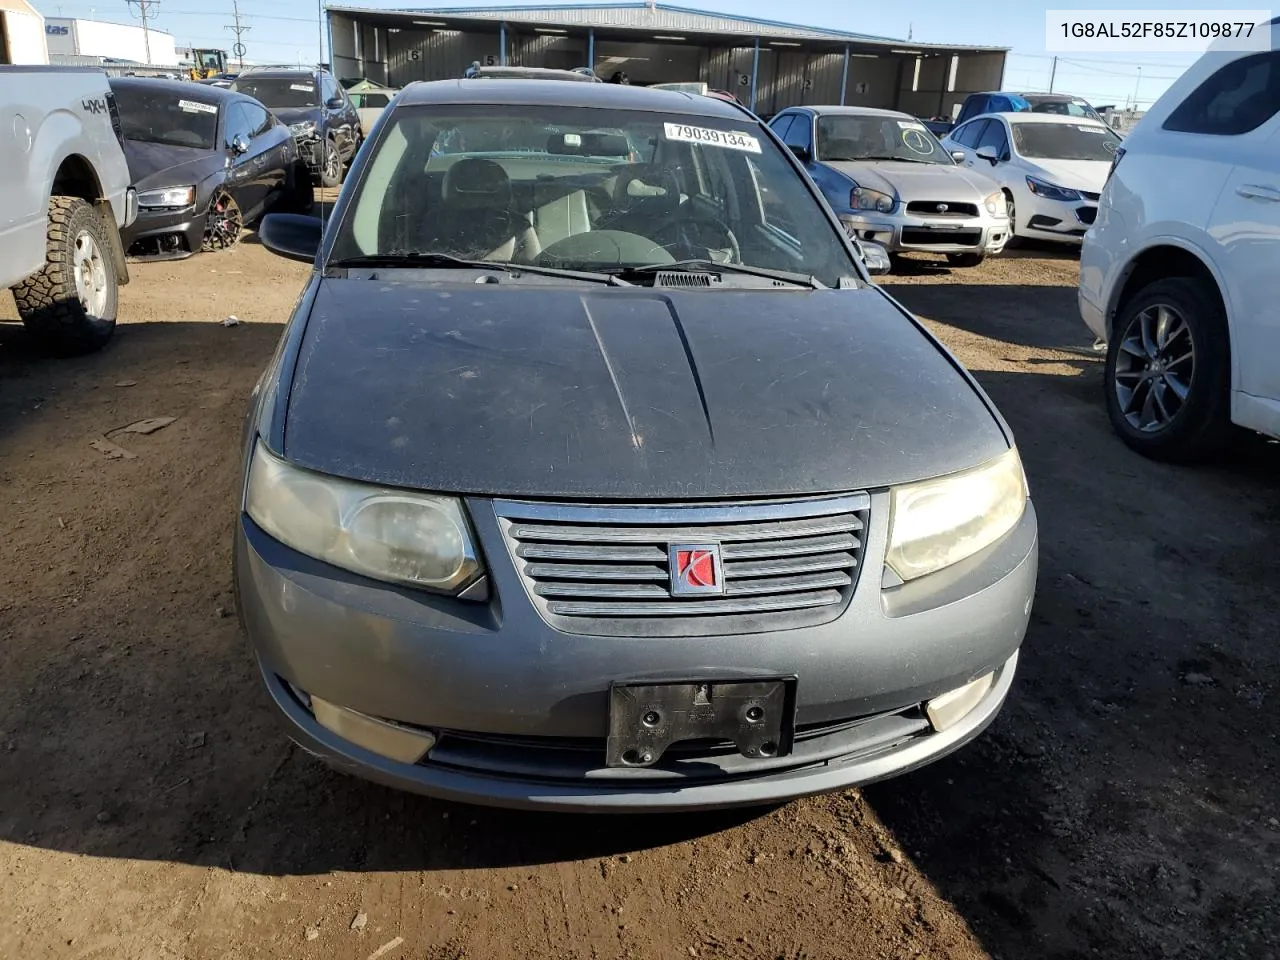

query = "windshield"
[1026,97,1102,122]
[332,104,855,286]
[1011,122,1120,160]
[113,88,219,149]
[230,77,318,109]
[815,115,951,164]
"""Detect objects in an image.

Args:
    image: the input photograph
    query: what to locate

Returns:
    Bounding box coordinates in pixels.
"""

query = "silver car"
[768,106,1010,269]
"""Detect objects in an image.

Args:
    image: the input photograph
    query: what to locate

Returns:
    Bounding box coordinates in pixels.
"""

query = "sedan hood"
[283,281,1009,499]
[124,140,224,189]
[1024,157,1111,193]
[823,160,999,200]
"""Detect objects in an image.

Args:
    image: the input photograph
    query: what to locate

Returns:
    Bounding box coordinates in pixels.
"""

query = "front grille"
[906,200,979,217]
[900,227,982,246]
[495,495,869,637]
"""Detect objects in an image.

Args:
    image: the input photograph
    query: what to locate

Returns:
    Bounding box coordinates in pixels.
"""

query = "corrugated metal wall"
[384,29,501,83]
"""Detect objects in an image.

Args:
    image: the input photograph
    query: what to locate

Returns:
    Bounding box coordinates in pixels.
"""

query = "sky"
[34,0,1207,109]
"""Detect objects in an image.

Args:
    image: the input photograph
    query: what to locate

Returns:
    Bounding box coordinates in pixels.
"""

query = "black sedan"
[110,77,311,260]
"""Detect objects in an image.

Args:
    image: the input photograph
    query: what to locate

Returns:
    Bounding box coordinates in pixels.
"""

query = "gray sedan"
[769,106,1010,269]
[238,80,1037,812]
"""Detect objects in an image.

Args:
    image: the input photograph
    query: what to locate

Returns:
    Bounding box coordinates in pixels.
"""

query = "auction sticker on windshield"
[291,83,315,92]
[664,123,761,153]
[179,100,218,114]
[897,120,927,130]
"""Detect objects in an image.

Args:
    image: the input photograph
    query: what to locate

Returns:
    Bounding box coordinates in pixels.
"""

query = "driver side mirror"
[259,213,323,263]
[950,150,967,163]
[852,238,891,276]
[975,145,999,165]
[231,134,250,155]
[787,143,812,163]
[325,96,344,110]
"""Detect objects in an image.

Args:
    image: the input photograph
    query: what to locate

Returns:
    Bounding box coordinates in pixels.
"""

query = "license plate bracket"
[606,679,795,768]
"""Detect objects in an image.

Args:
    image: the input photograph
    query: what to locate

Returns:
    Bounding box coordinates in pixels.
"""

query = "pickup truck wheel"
[318,139,343,188]
[946,252,985,268]
[11,196,117,356]
[1104,277,1230,462]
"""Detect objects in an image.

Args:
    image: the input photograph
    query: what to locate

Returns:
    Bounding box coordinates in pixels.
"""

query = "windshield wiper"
[614,259,825,289]
[854,155,938,164]
[328,251,631,285]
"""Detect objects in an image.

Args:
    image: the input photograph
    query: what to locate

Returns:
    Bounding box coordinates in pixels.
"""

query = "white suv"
[1079,25,1280,460]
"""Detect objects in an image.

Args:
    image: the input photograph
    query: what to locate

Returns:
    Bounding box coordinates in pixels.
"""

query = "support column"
[749,36,760,112]
[499,23,507,66]
[840,44,849,105]
[588,27,595,72]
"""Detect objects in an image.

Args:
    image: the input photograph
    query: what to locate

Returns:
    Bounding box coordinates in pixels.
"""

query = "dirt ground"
[1,236,1278,960]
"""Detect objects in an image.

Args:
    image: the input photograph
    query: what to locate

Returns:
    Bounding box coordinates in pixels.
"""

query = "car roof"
[236,68,322,79]
[470,66,599,82]
[782,105,914,120]
[109,76,234,103]
[395,79,750,119]
[977,111,1108,126]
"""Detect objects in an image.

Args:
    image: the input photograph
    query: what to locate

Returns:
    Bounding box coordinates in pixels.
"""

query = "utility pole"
[226,0,250,71]
[1048,56,1057,93]
[125,0,158,66]
[1132,66,1142,111]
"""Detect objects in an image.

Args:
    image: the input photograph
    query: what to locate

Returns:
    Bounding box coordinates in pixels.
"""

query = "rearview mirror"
[950,150,967,163]
[231,134,250,155]
[259,213,322,263]
[975,145,998,164]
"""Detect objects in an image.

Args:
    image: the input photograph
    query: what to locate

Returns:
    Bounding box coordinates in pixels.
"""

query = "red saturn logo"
[668,544,724,596]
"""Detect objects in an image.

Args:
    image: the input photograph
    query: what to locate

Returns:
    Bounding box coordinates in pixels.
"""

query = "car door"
[321,77,357,158]
[221,101,264,215]
[973,116,1013,186]
[240,99,287,216]
[1192,51,1280,410]
[946,118,989,167]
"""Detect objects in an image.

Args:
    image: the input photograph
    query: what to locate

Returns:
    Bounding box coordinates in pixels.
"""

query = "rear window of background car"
[1164,51,1280,136]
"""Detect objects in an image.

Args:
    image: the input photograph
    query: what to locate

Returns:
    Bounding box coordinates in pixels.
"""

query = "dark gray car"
[237,80,1037,811]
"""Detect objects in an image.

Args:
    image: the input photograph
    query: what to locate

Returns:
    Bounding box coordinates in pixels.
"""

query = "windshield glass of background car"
[815,115,949,164]
[1011,122,1120,160]
[1029,99,1101,121]
[113,89,218,149]
[230,77,318,109]
[333,105,856,286]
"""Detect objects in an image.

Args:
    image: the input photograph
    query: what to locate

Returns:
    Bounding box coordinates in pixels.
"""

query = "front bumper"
[122,204,204,261]
[1017,191,1099,244]
[292,133,324,171]
[237,493,1038,812]
[840,209,1009,257]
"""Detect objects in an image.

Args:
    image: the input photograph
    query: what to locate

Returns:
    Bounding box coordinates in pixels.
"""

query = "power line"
[225,0,250,70]
[125,0,158,65]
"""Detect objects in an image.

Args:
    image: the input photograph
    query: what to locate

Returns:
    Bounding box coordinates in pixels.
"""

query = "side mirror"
[853,238,891,276]
[325,96,344,110]
[975,145,998,165]
[231,134,250,155]
[258,213,323,263]
[950,150,967,163]
[788,143,812,163]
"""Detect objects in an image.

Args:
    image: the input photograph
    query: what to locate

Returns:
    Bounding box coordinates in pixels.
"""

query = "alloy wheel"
[1112,302,1196,433]
[203,191,244,251]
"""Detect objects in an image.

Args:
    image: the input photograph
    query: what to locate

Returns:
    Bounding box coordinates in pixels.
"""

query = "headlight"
[850,186,895,213]
[245,441,483,593]
[1025,176,1081,202]
[289,120,317,137]
[886,447,1028,582]
[137,185,195,208]
[983,190,1007,216]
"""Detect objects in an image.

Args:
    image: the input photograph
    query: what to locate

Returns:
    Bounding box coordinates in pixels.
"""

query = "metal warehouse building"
[325,2,1008,119]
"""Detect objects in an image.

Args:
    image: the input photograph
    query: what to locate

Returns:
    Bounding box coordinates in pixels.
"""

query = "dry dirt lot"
[1,239,1278,960]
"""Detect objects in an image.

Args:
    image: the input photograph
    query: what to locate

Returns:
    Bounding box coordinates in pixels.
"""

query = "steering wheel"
[654,207,741,263]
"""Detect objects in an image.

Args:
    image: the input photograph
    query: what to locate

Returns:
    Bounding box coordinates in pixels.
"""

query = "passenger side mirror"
[788,143,812,163]
[231,134,251,155]
[259,213,323,263]
[853,238,891,276]
[975,145,999,165]
[326,96,344,110]
[950,150,967,163]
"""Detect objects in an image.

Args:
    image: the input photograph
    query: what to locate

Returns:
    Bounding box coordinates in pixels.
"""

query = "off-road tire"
[11,196,117,356]
[1104,276,1231,463]
[947,252,985,268]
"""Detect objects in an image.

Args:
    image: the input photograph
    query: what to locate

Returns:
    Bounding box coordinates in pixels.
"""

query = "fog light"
[311,696,436,763]
[925,672,994,732]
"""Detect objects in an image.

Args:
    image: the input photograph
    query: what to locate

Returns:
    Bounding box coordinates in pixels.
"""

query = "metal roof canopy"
[325,3,1006,55]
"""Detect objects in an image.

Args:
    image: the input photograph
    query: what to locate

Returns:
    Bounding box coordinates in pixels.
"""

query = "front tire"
[11,196,118,356]
[318,138,342,188]
[1003,190,1023,248]
[946,252,985,268]
[1104,277,1230,462]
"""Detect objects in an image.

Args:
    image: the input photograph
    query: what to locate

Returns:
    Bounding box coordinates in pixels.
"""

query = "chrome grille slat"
[496,495,868,634]
[547,589,844,617]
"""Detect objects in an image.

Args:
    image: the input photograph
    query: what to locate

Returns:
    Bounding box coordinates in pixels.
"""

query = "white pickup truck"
[0,66,137,354]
